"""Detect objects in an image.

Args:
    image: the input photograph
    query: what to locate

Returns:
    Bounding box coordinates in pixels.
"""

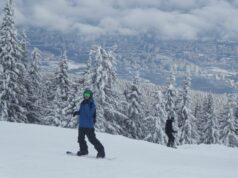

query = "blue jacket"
[77,99,96,128]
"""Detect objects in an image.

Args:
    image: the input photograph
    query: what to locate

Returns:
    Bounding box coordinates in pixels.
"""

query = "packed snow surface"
[0,122,238,178]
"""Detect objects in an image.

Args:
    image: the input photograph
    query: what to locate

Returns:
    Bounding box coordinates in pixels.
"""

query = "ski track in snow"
[0,122,238,178]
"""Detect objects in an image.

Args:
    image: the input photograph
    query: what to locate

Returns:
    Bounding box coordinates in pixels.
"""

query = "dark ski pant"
[78,128,104,153]
[166,132,175,147]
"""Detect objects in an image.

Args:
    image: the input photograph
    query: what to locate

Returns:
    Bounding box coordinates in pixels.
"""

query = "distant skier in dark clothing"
[73,89,105,158]
[165,116,177,148]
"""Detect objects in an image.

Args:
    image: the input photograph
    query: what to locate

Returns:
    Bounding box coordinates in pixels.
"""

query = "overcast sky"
[0,0,238,40]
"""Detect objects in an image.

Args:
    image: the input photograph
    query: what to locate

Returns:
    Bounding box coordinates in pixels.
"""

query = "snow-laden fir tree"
[90,46,108,131]
[90,46,122,133]
[219,94,238,147]
[165,71,177,118]
[56,51,70,101]
[0,0,28,122]
[63,82,81,128]
[29,48,42,96]
[91,46,117,103]
[164,71,179,144]
[194,98,203,121]
[145,90,167,144]
[200,93,220,144]
[19,30,29,67]
[83,53,94,90]
[48,51,71,126]
[234,96,238,135]
[124,71,144,139]
[25,48,42,123]
[177,76,198,144]
[40,75,56,125]
[193,94,205,140]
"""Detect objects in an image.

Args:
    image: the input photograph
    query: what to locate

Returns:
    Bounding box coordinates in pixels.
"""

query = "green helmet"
[83,89,93,98]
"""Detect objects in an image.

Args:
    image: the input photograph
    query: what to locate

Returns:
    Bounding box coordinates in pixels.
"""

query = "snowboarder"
[165,116,177,148]
[73,89,105,158]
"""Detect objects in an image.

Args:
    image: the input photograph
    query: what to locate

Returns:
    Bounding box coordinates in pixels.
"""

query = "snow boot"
[96,151,105,158]
[77,150,88,156]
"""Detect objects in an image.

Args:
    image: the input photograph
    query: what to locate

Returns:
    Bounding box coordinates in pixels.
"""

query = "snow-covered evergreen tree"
[19,30,29,67]
[90,46,121,133]
[40,75,56,125]
[193,94,206,141]
[177,76,198,144]
[200,94,220,144]
[63,82,81,128]
[26,48,42,123]
[165,71,177,118]
[54,51,72,126]
[56,51,70,101]
[219,95,238,147]
[83,53,94,90]
[43,52,71,126]
[164,71,179,144]
[29,48,41,94]
[234,97,238,136]
[124,71,144,139]
[194,100,203,121]
[145,90,167,144]
[91,46,116,104]
[0,0,28,122]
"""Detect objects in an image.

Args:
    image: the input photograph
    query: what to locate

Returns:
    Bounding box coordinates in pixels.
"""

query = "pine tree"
[43,52,71,126]
[90,46,120,132]
[19,30,29,67]
[124,71,144,139]
[164,71,179,144]
[200,94,220,144]
[219,95,238,147]
[40,75,56,125]
[195,95,207,141]
[165,71,177,118]
[26,48,42,123]
[52,51,71,127]
[56,51,70,101]
[91,46,116,104]
[29,48,41,94]
[194,100,203,121]
[234,97,238,136]
[83,53,94,90]
[0,0,28,122]
[177,76,198,144]
[145,90,167,144]
[63,82,81,128]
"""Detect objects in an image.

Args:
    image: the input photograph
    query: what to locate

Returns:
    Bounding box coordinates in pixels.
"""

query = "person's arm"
[170,121,177,133]
[90,102,96,124]
[73,111,79,117]
[172,127,177,133]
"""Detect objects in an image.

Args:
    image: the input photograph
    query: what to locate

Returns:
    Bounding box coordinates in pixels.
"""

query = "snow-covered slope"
[1,122,238,178]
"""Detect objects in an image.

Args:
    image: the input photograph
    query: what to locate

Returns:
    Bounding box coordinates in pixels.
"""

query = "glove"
[73,111,78,117]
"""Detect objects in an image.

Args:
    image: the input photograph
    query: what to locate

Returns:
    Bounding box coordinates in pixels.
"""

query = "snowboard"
[66,151,116,160]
